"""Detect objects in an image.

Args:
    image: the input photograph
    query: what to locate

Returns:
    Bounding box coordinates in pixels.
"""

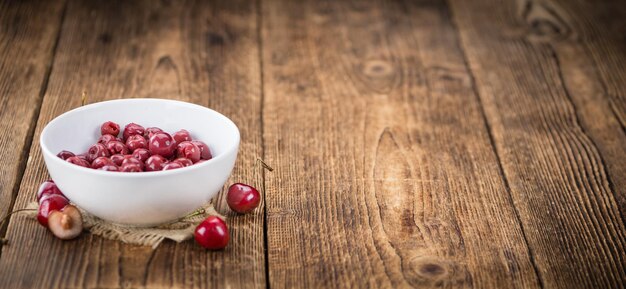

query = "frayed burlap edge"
[25,202,224,249]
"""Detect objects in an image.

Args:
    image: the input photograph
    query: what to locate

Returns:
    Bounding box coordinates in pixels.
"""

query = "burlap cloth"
[25,202,224,249]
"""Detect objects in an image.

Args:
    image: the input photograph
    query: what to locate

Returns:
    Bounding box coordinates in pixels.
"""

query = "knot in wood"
[408,257,450,281]
[419,263,446,277]
[363,60,393,77]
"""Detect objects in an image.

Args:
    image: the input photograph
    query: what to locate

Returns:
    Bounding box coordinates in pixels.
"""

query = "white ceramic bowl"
[40,99,239,226]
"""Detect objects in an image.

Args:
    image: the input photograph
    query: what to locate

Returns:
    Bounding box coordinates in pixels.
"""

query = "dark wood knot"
[98,33,112,44]
[419,263,446,277]
[363,60,394,77]
[207,32,225,46]
[522,1,571,41]
[408,257,450,281]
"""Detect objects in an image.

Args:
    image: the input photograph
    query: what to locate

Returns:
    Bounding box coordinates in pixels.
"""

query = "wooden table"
[0,0,624,288]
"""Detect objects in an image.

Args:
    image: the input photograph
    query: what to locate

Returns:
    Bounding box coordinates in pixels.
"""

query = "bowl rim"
[40,98,240,178]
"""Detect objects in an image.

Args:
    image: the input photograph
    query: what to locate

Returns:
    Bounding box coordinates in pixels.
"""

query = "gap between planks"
[256,0,272,287]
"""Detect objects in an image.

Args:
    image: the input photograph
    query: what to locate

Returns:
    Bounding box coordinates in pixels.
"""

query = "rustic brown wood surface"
[0,0,624,288]
[0,0,264,288]
[449,0,626,288]
[0,0,65,248]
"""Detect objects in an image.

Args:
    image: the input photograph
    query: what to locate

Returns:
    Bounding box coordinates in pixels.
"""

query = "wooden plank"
[0,0,264,288]
[262,0,541,288]
[552,0,626,128]
[549,0,626,226]
[449,0,626,288]
[0,0,65,241]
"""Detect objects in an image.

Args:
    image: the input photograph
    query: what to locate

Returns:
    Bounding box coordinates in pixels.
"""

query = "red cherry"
[100,121,120,136]
[191,141,212,160]
[99,165,119,172]
[66,156,90,168]
[162,162,183,170]
[126,134,147,151]
[123,123,145,141]
[105,140,129,155]
[110,154,125,166]
[56,150,75,160]
[120,164,142,172]
[227,183,261,213]
[75,154,89,162]
[172,129,192,144]
[37,194,69,227]
[91,156,115,169]
[97,134,119,145]
[87,143,110,162]
[194,216,229,250]
[132,148,151,162]
[121,155,144,170]
[176,141,201,163]
[144,127,163,139]
[149,132,175,158]
[172,157,193,167]
[145,155,168,171]
[37,180,63,202]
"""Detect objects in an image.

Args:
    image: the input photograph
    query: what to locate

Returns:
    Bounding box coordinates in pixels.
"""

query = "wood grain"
[262,0,542,288]
[548,0,626,225]
[0,0,65,244]
[449,0,626,288]
[0,0,264,288]
[553,0,626,129]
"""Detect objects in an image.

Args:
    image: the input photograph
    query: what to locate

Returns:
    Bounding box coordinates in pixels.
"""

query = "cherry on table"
[37,194,69,227]
[48,205,83,240]
[37,180,64,202]
[194,216,229,250]
[227,183,261,214]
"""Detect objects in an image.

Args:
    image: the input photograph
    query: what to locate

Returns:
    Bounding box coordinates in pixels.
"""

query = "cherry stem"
[255,158,273,172]
[0,208,38,245]
[81,91,87,106]
[253,158,273,197]
[182,208,205,220]
[0,208,37,229]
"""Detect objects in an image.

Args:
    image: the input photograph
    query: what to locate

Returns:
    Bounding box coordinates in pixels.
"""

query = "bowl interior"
[41,99,239,162]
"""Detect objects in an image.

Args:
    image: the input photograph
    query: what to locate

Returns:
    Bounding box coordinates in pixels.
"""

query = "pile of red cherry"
[57,121,212,172]
[35,121,261,249]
